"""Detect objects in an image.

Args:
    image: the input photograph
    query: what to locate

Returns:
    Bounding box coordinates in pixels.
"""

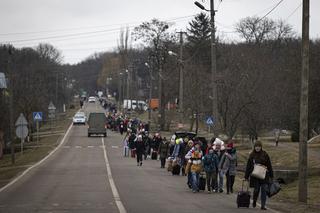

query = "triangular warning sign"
[34,113,42,120]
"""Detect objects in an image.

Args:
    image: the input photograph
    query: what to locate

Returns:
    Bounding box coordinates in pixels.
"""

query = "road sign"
[15,113,28,126]
[48,102,56,110]
[0,72,7,89]
[16,126,28,139]
[205,116,215,126]
[33,112,43,121]
[15,113,29,155]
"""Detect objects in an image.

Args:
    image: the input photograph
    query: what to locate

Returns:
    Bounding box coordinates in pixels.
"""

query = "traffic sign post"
[15,113,28,155]
[205,116,215,133]
[48,102,56,131]
[33,112,43,145]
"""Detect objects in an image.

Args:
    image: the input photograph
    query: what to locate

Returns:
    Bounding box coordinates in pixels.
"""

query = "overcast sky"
[0,0,319,64]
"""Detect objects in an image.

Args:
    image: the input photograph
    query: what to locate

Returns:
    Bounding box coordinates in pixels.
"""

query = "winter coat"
[202,153,219,173]
[152,137,162,150]
[135,140,145,155]
[189,150,203,173]
[172,143,181,158]
[128,134,136,149]
[158,141,170,159]
[245,149,273,188]
[220,149,237,176]
[214,149,225,163]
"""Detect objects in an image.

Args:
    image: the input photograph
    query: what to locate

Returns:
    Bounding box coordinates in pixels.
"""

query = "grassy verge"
[234,142,320,213]
[0,107,78,188]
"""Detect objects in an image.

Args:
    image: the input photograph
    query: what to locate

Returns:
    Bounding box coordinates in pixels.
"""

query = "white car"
[73,112,86,125]
[88,96,96,103]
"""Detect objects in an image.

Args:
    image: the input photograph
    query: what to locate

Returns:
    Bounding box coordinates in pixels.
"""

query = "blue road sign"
[205,116,215,126]
[33,112,43,121]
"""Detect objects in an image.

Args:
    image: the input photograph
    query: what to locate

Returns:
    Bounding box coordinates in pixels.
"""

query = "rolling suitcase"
[151,151,158,160]
[167,158,173,172]
[199,174,206,190]
[172,164,181,175]
[237,180,251,208]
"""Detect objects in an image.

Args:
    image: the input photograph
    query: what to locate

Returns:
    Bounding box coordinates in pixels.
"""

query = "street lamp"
[168,50,184,122]
[145,62,152,122]
[195,0,219,135]
[194,1,209,11]
[106,77,112,97]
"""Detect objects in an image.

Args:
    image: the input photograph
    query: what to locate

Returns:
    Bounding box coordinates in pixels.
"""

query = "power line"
[257,0,285,22]
[0,15,195,37]
[285,3,302,21]
[0,15,195,45]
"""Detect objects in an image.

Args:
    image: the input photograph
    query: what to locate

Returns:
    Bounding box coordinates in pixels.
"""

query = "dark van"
[87,112,107,137]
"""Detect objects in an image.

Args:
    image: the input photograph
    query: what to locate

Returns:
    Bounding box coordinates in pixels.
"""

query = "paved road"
[0,102,274,213]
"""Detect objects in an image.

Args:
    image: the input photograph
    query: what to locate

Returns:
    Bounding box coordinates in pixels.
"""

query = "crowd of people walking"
[106,111,274,211]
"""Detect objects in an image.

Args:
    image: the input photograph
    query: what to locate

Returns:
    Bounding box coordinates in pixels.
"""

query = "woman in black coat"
[135,135,145,166]
[245,141,273,210]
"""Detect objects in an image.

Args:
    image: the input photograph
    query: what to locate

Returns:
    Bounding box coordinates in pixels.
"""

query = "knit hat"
[188,140,194,146]
[227,143,234,149]
[254,141,262,147]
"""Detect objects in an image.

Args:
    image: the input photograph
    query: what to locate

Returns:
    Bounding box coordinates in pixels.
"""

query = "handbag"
[265,181,281,197]
[251,160,267,180]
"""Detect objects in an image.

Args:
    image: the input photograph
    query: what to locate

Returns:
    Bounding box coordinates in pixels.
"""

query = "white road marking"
[88,146,94,148]
[111,146,119,149]
[75,146,82,148]
[0,122,73,193]
[101,138,126,213]
[63,146,71,148]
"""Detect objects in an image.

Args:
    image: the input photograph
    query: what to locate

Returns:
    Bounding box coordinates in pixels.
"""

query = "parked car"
[87,112,107,137]
[88,96,96,103]
[73,112,86,125]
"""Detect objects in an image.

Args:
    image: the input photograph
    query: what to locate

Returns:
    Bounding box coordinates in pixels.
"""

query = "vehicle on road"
[123,99,148,111]
[88,96,96,103]
[87,112,107,137]
[73,112,86,125]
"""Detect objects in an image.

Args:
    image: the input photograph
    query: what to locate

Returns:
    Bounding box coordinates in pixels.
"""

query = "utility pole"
[118,73,123,110]
[177,31,185,123]
[55,71,58,111]
[145,62,152,122]
[299,0,309,203]
[7,46,15,164]
[126,69,130,110]
[210,0,218,135]
[158,63,163,130]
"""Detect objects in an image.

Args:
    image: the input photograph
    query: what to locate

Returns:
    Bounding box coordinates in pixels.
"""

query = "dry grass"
[0,107,78,188]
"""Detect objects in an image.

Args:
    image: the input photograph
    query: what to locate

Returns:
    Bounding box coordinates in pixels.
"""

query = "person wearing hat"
[189,143,203,193]
[214,139,226,193]
[245,141,274,210]
[202,147,219,193]
[220,141,237,194]
[184,140,194,188]
[158,137,170,168]
[135,134,145,166]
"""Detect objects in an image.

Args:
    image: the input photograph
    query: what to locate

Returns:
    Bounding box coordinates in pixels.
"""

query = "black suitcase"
[172,164,181,175]
[151,151,158,160]
[237,180,251,208]
[199,176,206,190]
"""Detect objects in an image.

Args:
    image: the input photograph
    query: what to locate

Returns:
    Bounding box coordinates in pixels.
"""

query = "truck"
[123,99,148,111]
[87,112,107,137]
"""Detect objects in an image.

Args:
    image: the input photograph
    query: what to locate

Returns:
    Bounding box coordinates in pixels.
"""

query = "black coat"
[128,134,136,149]
[245,150,274,188]
[158,142,170,158]
[135,140,145,154]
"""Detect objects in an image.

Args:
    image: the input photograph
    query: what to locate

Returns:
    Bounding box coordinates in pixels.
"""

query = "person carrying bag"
[245,141,273,210]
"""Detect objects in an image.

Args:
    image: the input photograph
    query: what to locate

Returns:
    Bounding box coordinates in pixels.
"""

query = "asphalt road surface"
[0,102,274,213]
